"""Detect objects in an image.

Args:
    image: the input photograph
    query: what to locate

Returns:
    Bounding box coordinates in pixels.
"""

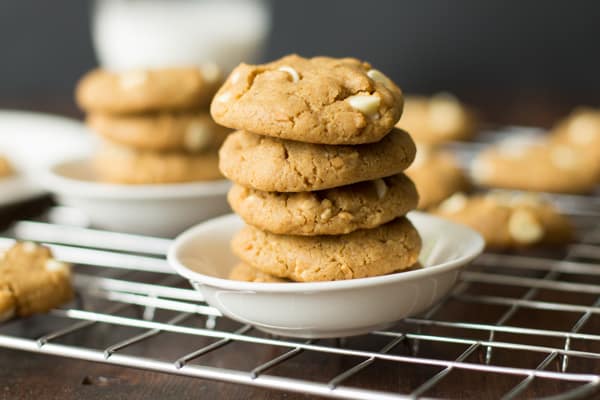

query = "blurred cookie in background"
[433,191,573,249]
[396,92,478,145]
[550,107,600,163]
[406,145,470,209]
[471,135,600,194]
[76,65,230,185]
[0,156,13,178]
[87,111,230,153]
[94,142,222,184]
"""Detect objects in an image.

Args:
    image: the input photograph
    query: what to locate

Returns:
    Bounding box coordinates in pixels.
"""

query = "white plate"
[0,110,93,206]
[168,212,485,338]
[41,158,231,237]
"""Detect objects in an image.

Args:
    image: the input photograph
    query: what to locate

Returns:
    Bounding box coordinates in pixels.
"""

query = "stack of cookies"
[210,55,422,282]
[76,66,230,184]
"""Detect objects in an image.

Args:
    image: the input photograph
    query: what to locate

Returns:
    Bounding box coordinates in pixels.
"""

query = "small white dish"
[41,158,231,237]
[0,110,93,206]
[168,212,485,338]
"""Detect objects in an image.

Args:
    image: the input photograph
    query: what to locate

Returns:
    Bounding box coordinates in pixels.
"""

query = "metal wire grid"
[0,194,598,399]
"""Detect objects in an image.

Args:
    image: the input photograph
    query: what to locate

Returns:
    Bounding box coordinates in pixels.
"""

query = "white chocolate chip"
[0,251,5,261]
[244,194,260,206]
[320,208,333,221]
[22,241,37,253]
[438,192,468,214]
[346,94,381,116]
[427,93,463,136]
[201,63,221,84]
[184,121,212,152]
[568,114,600,145]
[229,69,242,84]
[373,179,388,199]
[367,69,394,89]
[508,209,544,244]
[550,145,578,170]
[278,66,300,82]
[45,259,68,273]
[119,70,148,89]
[470,157,495,183]
[215,91,232,103]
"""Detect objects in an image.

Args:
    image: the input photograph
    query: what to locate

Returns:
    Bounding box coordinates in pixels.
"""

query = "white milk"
[92,0,271,72]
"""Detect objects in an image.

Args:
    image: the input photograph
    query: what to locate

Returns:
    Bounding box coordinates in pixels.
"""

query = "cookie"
[87,111,230,152]
[228,173,418,236]
[232,217,421,282]
[472,135,599,194]
[0,242,73,318]
[550,107,600,161]
[219,128,416,192]
[94,143,222,184]
[76,65,222,113]
[0,156,13,178]
[211,54,403,145]
[396,93,477,145]
[433,191,573,248]
[406,146,469,209]
[228,263,288,283]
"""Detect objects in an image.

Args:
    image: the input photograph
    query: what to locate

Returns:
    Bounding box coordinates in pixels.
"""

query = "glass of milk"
[92,0,271,72]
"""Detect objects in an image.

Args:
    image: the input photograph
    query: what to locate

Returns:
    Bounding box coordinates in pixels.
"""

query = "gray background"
[1,1,599,110]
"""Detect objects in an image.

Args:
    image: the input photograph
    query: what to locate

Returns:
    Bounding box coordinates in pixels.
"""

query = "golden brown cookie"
[76,65,222,113]
[550,107,600,162]
[87,111,230,152]
[232,217,421,282]
[472,136,599,194]
[94,143,222,184]
[211,54,403,145]
[396,93,477,145]
[228,174,418,236]
[0,242,73,318]
[228,263,288,283]
[406,146,469,209]
[433,191,573,249]
[219,128,416,192]
[0,156,14,178]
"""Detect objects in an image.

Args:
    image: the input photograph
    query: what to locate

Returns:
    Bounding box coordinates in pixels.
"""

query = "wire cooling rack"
[0,193,599,399]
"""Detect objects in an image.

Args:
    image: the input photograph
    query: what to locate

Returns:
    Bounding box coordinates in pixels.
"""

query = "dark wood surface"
[0,100,599,400]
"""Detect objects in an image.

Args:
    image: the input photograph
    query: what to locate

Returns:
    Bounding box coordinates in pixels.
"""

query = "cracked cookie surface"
[211,54,403,145]
[87,111,230,152]
[94,142,222,184]
[76,66,222,113]
[228,174,418,235]
[219,128,416,192]
[232,217,421,282]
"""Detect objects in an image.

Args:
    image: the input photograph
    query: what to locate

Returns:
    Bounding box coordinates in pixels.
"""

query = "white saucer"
[168,212,485,338]
[0,110,93,206]
[41,158,231,237]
